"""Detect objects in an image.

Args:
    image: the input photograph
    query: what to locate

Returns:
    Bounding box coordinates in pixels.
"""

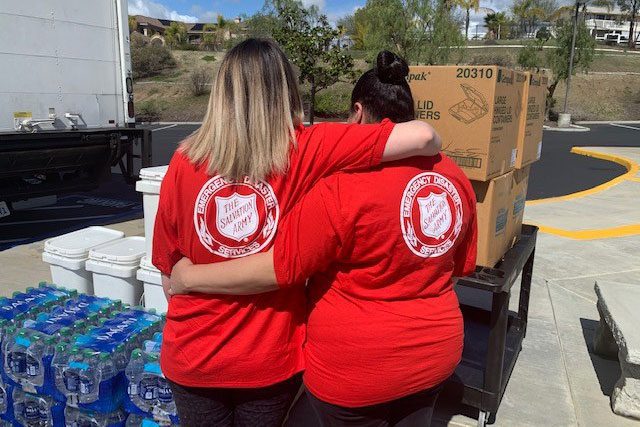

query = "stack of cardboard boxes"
[408,66,548,267]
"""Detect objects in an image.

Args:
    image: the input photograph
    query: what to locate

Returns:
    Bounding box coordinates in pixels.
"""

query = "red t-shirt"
[273,154,477,407]
[152,120,395,388]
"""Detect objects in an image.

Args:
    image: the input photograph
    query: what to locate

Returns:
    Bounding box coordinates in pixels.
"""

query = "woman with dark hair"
[153,40,443,427]
[167,50,477,426]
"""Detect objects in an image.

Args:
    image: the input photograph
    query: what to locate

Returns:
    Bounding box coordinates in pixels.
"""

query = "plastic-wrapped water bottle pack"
[3,295,122,399]
[53,308,163,413]
[0,284,179,426]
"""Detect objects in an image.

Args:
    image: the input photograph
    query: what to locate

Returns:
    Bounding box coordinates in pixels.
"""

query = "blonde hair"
[181,38,304,181]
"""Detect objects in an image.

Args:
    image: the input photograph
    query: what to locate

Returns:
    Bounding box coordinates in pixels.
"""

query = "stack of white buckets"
[42,166,169,312]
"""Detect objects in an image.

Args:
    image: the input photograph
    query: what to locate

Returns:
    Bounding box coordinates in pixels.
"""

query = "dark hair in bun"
[376,50,410,83]
[351,51,414,124]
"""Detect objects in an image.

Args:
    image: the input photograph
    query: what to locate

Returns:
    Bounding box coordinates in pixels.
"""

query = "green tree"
[164,22,188,48]
[271,0,355,124]
[201,24,217,50]
[128,16,137,34]
[484,12,510,39]
[354,0,464,64]
[617,0,639,48]
[511,0,556,37]
[450,0,480,40]
[338,9,369,50]
[545,18,595,110]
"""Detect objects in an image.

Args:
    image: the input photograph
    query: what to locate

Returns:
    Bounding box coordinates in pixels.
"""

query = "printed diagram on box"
[449,84,489,124]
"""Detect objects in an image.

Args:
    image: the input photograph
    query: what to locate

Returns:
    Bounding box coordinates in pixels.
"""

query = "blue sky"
[127,0,517,31]
[128,0,365,23]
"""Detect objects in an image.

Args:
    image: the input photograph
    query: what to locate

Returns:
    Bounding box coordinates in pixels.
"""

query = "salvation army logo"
[400,172,463,258]
[194,175,279,258]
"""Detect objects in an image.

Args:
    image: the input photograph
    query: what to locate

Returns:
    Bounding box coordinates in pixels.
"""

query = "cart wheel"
[477,410,489,427]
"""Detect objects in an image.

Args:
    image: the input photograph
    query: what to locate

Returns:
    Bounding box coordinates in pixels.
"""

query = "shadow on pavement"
[580,317,621,397]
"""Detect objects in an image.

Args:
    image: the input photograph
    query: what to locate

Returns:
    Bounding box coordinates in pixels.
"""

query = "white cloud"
[128,0,199,22]
[190,5,221,22]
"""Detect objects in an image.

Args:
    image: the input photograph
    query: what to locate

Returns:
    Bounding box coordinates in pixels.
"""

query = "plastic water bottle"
[64,405,127,427]
[0,376,8,419]
[12,387,65,427]
[125,414,179,427]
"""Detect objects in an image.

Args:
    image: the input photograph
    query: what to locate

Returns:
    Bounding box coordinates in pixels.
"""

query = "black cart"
[449,224,538,427]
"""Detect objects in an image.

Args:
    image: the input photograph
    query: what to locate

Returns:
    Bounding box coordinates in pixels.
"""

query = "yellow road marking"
[531,223,640,240]
[526,147,639,206]
[525,147,640,239]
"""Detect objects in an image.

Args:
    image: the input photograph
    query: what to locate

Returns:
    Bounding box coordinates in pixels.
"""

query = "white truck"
[0,0,151,210]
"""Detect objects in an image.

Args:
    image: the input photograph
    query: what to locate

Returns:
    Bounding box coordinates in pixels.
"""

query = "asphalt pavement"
[147,122,639,199]
[0,122,638,250]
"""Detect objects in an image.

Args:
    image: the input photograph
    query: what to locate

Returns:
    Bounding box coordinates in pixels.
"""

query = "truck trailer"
[0,0,151,212]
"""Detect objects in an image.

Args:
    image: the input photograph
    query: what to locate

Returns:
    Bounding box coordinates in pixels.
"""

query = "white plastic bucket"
[137,256,167,313]
[86,236,146,305]
[135,166,168,259]
[42,226,124,294]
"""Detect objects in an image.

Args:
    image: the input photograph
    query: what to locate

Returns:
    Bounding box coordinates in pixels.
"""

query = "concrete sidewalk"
[0,147,638,426]
[435,146,640,426]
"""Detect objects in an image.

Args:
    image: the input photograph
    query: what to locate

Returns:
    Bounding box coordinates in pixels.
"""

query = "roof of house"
[133,15,218,33]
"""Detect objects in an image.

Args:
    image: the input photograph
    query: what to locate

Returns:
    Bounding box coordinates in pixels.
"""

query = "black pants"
[305,385,442,427]
[168,374,302,427]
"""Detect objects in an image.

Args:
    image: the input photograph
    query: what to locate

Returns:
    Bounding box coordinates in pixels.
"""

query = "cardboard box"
[515,73,548,168]
[408,66,525,181]
[473,171,513,267]
[473,166,531,268]
[508,165,531,243]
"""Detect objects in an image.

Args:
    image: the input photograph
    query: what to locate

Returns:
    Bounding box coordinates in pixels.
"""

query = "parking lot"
[0,122,638,251]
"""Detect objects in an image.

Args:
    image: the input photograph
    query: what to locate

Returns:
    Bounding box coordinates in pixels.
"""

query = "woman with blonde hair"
[153,39,442,427]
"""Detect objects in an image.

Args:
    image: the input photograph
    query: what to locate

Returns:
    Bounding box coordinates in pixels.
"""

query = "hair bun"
[375,51,409,84]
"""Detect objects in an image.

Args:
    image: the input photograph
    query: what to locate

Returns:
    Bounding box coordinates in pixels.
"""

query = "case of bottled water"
[3,295,121,399]
[64,405,127,427]
[124,333,178,425]
[53,308,163,413]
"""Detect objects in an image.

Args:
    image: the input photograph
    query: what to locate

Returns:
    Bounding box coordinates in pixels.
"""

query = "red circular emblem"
[193,175,279,258]
[400,172,463,258]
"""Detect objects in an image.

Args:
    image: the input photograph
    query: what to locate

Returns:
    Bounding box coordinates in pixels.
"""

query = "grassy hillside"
[133,48,640,122]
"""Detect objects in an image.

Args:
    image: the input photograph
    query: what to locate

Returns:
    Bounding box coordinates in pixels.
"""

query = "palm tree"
[484,12,509,39]
[452,0,481,39]
[128,16,137,34]
[165,22,187,48]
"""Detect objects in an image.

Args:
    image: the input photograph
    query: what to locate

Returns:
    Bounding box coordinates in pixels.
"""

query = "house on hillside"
[553,6,639,42]
[130,15,243,47]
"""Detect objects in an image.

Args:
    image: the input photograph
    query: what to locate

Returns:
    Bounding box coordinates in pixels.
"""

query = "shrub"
[313,89,351,118]
[468,53,514,67]
[202,55,216,62]
[131,44,176,78]
[136,100,161,122]
[189,67,212,96]
[177,43,200,51]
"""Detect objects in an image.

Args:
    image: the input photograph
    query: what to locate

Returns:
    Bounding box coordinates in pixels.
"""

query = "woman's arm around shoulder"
[383,120,442,161]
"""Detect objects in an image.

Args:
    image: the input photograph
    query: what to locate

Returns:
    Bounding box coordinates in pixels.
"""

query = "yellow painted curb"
[531,223,640,240]
[526,147,639,206]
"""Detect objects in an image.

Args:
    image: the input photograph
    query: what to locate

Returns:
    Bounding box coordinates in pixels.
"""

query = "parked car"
[605,33,629,45]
